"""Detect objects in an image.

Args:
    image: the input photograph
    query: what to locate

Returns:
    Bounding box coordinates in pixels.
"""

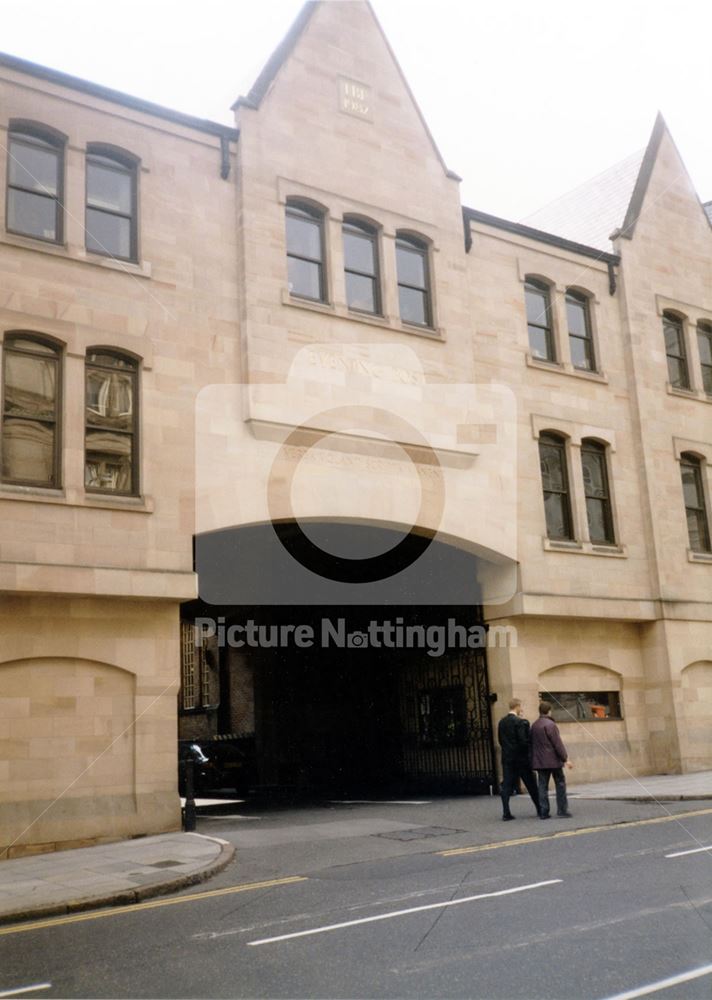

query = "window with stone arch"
[680,452,711,553]
[581,438,615,544]
[85,349,139,495]
[85,144,139,262]
[663,311,690,389]
[538,431,573,540]
[343,216,381,315]
[524,276,556,362]
[285,199,326,302]
[697,321,712,396]
[566,288,596,372]
[1,332,62,487]
[6,121,65,244]
[395,232,432,328]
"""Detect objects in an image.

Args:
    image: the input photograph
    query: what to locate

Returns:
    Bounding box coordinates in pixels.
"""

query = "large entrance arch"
[182,522,499,796]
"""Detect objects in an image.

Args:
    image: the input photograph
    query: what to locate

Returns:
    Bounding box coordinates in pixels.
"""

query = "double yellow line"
[0,875,307,937]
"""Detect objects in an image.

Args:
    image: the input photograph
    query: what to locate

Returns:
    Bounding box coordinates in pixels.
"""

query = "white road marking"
[0,985,52,998]
[600,962,712,1000]
[665,844,712,858]
[248,878,561,946]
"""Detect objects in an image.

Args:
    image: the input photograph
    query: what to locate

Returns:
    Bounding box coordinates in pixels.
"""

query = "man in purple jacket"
[530,701,573,819]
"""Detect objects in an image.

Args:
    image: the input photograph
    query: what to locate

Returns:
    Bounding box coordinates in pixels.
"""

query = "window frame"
[697,322,712,397]
[85,145,139,263]
[581,438,615,544]
[1,332,63,488]
[538,431,574,541]
[524,277,556,363]
[539,690,623,722]
[663,311,690,390]
[285,199,327,303]
[180,621,220,713]
[395,232,433,329]
[680,452,711,554]
[6,123,65,245]
[566,289,596,372]
[342,217,381,316]
[84,348,140,497]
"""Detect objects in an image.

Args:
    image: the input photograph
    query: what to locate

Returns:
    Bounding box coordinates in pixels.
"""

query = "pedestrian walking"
[531,700,573,819]
[497,698,540,821]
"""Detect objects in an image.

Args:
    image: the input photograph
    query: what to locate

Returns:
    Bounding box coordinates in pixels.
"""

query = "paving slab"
[569,770,712,800]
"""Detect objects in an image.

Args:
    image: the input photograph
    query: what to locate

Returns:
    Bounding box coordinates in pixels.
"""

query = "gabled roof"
[232,1,458,180]
[521,148,645,253]
[0,51,238,140]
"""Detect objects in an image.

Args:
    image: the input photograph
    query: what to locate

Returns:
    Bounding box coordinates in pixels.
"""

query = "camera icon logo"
[195,343,517,606]
[346,631,369,649]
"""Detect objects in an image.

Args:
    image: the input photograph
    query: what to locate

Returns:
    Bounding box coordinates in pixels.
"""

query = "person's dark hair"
[539,700,552,716]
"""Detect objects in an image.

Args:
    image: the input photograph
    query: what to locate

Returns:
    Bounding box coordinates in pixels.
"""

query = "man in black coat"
[497,698,540,821]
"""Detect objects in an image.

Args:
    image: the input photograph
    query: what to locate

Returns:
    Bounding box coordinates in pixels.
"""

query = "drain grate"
[373,826,462,842]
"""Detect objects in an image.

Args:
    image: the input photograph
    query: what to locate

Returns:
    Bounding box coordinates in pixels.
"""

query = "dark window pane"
[7,188,57,241]
[543,492,569,539]
[87,161,132,214]
[539,445,566,492]
[681,465,702,509]
[664,320,683,356]
[9,140,59,195]
[667,356,689,389]
[288,256,322,300]
[86,207,132,259]
[570,336,592,370]
[566,298,587,337]
[343,230,375,275]
[686,510,707,552]
[396,245,426,288]
[85,430,133,493]
[87,352,135,369]
[346,271,377,313]
[286,213,322,261]
[86,370,134,430]
[9,338,57,355]
[528,325,551,361]
[698,329,712,367]
[398,285,428,326]
[3,353,56,419]
[582,449,606,497]
[586,497,609,543]
[702,366,712,396]
[1,417,55,485]
[525,286,549,326]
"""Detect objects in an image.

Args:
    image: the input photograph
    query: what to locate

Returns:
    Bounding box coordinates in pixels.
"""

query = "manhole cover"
[147,860,184,868]
[373,826,461,841]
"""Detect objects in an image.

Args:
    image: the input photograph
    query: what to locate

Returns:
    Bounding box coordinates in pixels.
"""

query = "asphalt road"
[1,798,712,999]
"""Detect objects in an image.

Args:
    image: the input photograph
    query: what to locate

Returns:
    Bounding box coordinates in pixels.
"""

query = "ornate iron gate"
[397,646,495,793]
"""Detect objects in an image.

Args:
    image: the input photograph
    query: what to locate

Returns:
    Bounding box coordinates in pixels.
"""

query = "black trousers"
[500,761,540,817]
[537,767,569,817]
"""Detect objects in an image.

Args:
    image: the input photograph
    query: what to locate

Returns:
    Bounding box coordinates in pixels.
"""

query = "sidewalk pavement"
[570,769,712,801]
[0,831,234,926]
[1,772,711,927]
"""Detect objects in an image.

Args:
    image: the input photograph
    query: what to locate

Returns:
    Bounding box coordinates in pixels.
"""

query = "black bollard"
[183,757,197,832]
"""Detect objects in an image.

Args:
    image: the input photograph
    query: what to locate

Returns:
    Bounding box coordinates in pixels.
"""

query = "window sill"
[526,354,608,383]
[543,538,627,557]
[0,484,154,512]
[688,549,712,564]
[0,231,152,279]
[282,289,445,340]
[666,384,712,404]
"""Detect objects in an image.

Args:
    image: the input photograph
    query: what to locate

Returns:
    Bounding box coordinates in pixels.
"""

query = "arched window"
[581,439,614,544]
[85,146,138,262]
[525,278,555,362]
[285,200,326,302]
[566,290,596,371]
[663,312,689,389]
[85,350,139,495]
[1,334,61,486]
[7,124,64,243]
[538,432,573,540]
[697,321,712,396]
[395,233,432,328]
[680,453,710,553]
[343,218,380,314]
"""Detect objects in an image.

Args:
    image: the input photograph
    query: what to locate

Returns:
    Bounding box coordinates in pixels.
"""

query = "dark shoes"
[539,814,550,820]
[557,811,573,818]
[502,814,515,821]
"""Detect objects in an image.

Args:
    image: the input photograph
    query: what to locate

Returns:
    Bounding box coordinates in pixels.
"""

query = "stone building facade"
[0,1,710,854]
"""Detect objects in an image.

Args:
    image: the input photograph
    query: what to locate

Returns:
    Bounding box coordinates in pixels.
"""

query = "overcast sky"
[3,0,711,219]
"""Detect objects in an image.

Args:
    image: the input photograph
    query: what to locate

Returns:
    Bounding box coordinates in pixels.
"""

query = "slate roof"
[522,148,645,253]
